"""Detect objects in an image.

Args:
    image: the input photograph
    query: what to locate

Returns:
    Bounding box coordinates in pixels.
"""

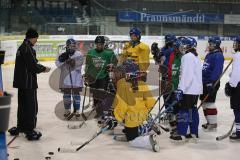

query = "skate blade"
[202,128,217,132]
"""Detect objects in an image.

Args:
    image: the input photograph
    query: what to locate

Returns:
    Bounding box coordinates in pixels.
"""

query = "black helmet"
[95,36,105,44]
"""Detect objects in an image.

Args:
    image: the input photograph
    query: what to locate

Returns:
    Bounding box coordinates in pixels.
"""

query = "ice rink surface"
[2,60,240,160]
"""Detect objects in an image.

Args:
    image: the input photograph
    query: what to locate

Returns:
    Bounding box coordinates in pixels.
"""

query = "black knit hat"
[26,28,39,39]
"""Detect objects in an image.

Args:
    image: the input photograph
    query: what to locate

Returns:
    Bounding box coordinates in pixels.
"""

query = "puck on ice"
[45,156,51,160]
[48,152,54,155]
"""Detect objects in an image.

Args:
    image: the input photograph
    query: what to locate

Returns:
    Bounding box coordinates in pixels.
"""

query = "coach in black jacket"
[8,28,50,140]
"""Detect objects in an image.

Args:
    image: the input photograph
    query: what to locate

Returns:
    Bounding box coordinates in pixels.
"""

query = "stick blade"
[58,147,76,153]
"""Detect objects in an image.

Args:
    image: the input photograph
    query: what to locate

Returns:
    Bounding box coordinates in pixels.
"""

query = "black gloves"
[58,52,69,62]
[98,115,118,130]
[225,82,233,97]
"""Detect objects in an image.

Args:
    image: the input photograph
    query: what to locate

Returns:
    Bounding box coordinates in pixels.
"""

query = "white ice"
[2,61,240,160]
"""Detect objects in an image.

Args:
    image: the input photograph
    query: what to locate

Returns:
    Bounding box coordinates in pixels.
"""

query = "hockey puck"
[48,152,54,155]
[45,156,51,160]
[14,158,20,160]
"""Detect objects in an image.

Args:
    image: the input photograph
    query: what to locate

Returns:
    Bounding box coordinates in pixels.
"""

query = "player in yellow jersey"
[119,27,150,82]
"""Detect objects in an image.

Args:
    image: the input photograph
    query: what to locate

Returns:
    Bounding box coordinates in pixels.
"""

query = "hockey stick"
[198,60,233,110]
[148,81,174,115]
[58,126,108,153]
[216,120,235,141]
[153,101,177,123]
[7,135,18,147]
[66,62,84,121]
[148,90,173,123]
[65,65,76,121]
[158,64,168,122]
[81,85,88,119]
[158,125,170,132]
[147,101,177,134]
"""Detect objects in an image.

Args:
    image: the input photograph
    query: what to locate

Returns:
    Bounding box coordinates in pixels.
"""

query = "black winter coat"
[13,39,46,89]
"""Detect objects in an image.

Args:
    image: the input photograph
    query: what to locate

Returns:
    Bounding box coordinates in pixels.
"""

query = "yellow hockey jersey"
[120,42,150,72]
[113,78,156,128]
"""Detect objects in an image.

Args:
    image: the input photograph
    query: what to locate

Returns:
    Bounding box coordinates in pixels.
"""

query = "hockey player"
[55,38,84,118]
[200,36,224,131]
[8,28,51,140]
[103,60,161,152]
[170,37,203,142]
[119,27,150,82]
[151,34,176,112]
[161,34,176,66]
[225,36,240,141]
[85,35,118,118]
[165,37,184,135]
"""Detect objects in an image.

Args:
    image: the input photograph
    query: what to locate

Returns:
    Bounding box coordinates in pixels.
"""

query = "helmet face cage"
[179,37,196,54]
[104,36,110,48]
[173,38,183,51]
[174,37,185,52]
[179,44,188,54]
[208,42,217,48]
[66,38,76,51]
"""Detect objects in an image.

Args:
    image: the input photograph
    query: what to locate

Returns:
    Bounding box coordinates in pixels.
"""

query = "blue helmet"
[188,37,197,48]
[66,38,76,46]
[208,36,221,46]
[173,39,181,49]
[173,37,185,49]
[182,37,197,48]
[179,37,197,54]
[165,34,176,44]
[129,27,141,38]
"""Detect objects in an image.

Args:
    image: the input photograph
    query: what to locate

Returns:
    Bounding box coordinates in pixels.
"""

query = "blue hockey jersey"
[161,46,174,66]
[202,49,224,84]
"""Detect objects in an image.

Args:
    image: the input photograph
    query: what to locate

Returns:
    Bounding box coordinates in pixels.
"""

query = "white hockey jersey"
[55,51,84,89]
[229,51,240,87]
[178,52,203,95]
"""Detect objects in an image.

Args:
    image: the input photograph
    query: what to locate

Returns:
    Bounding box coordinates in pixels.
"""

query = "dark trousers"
[124,126,139,141]
[89,77,108,117]
[89,77,108,106]
[17,89,38,132]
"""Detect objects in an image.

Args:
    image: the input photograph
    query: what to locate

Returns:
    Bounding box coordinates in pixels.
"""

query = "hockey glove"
[174,89,183,102]
[58,52,69,62]
[225,82,233,97]
[105,116,118,130]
